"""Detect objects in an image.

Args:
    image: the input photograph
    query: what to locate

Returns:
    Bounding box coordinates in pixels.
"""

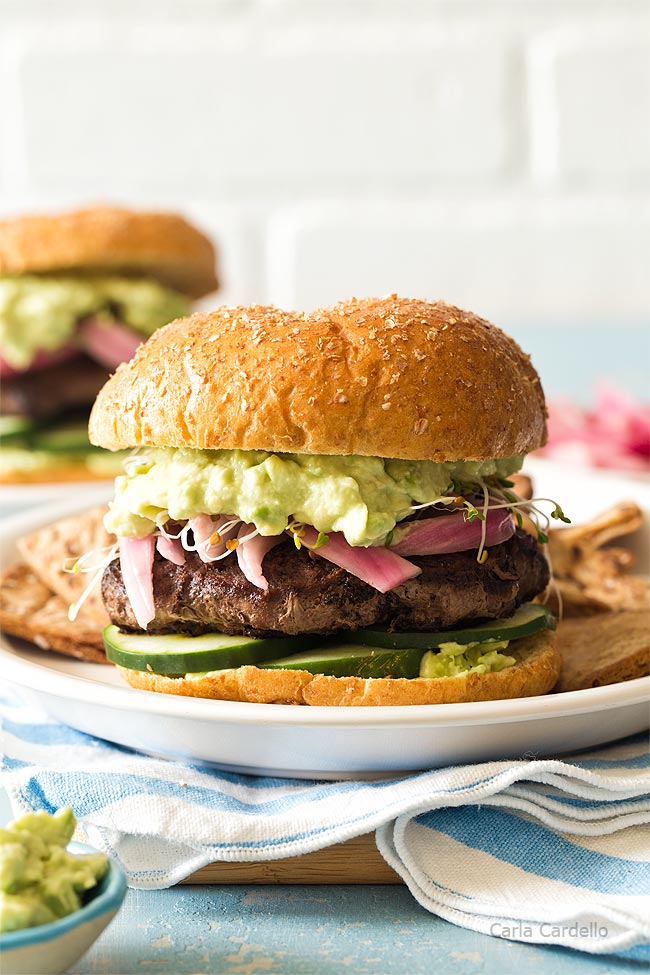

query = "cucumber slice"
[31,421,94,453]
[103,625,323,675]
[346,603,556,650]
[0,415,44,443]
[0,417,95,452]
[263,644,423,679]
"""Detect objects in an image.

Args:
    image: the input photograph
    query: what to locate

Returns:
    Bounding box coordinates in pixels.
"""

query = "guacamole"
[0,808,108,935]
[106,448,523,547]
[0,274,190,369]
[419,640,516,678]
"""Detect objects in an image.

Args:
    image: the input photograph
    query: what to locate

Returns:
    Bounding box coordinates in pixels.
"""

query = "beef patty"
[102,529,550,637]
[0,355,108,421]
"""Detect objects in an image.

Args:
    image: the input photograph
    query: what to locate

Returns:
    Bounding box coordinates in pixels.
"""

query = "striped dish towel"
[1,689,648,960]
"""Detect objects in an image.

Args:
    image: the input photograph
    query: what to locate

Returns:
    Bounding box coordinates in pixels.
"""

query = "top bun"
[0,205,218,298]
[89,296,547,462]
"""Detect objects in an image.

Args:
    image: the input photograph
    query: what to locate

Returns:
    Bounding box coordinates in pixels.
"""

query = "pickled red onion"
[156,534,186,566]
[189,514,238,561]
[300,526,420,593]
[0,343,80,378]
[78,316,142,369]
[236,524,283,590]
[389,507,514,557]
[119,536,156,629]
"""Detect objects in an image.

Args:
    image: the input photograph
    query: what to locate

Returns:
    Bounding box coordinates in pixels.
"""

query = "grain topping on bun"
[89,296,546,461]
[0,205,218,298]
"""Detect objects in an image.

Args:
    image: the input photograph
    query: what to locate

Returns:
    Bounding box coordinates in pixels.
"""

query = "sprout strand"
[67,543,118,622]
[476,477,490,564]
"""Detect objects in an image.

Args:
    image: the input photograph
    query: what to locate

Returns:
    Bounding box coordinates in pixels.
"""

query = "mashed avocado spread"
[0,808,108,934]
[106,448,523,547]
[419,640,516,678]
[0,274,190,369]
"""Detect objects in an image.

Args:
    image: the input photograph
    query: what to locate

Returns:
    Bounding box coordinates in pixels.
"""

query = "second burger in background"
[0,205,218,483]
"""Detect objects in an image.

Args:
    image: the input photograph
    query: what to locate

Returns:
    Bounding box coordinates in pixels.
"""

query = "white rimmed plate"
[1,460,648,779]
[0,480,114,520]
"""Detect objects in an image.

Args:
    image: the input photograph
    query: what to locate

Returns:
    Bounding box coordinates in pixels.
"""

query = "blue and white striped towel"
[1,689,649,960]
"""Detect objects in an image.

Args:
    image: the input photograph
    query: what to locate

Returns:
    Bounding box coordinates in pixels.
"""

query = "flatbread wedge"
[548,501,650,616]
[555,611,650,693]
[16,506,113,626]
[0,563,107,664]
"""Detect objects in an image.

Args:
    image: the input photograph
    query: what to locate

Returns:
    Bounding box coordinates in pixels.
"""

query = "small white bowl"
[0,842,127,975]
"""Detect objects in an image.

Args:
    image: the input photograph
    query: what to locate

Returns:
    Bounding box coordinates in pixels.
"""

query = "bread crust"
[118,631,560,706]
[89,296,547,461]
[555,613,650,692]
[0,462,118,485]
[0,206,218,298]
[0,563,107,664]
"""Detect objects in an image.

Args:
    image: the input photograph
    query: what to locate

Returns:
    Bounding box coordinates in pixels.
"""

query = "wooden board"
[183,832,402,885]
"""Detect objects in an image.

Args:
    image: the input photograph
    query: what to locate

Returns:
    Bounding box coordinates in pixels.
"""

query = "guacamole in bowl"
[0,808,126,975]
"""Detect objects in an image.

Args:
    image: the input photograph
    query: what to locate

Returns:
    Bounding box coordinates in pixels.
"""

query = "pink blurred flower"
[536,382,650,473]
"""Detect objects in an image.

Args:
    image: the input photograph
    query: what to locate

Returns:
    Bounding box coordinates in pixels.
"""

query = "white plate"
[1,460,648,779]
[0,480,113,520]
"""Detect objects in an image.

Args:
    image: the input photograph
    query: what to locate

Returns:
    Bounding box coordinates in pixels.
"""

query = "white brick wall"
[266,198,649,321]
[529,26,650,184]
[16,36,516,189]
[0,0,648,327]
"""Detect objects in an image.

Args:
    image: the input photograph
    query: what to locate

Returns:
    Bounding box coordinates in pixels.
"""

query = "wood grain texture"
[183,833,402,885]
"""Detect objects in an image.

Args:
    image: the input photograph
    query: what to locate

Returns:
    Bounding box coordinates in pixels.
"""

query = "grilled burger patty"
[0,355,108,421]
[102,528,550,637]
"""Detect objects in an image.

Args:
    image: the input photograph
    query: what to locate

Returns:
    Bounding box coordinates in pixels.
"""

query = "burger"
[0,205,217,483]
[87,296,562,706]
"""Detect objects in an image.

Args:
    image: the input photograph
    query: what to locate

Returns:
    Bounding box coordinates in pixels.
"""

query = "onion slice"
[300,526,420,593]
[0,343,80,378]
[189,514,239,562]
[236,524,283,590]
[78,316,142,369]
[156,534,186,566]
[389,507,514,557]
[119,536,156,629]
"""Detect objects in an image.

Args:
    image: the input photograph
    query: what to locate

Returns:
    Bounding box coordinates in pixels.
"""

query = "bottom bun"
[0,464,116,485]
[119,631,560,706]
[0,449,125,485]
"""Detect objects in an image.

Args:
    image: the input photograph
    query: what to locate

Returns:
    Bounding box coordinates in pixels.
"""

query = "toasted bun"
[0,461,117,485]
[118,631,560,706]
[89,296,547,461]
[0,205,218,298]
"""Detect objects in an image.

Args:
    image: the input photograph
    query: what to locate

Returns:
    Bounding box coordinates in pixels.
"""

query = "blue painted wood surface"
[67,885,643,975]
[3,792,641,972]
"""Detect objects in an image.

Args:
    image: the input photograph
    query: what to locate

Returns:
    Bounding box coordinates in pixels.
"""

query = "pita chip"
[16,506,113,626]
[0,563,107,664]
